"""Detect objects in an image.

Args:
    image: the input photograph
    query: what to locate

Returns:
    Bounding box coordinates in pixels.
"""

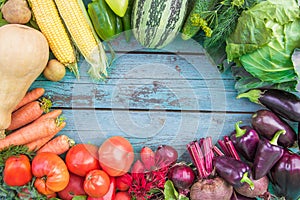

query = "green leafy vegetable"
[0,12,8,27]
[226,0,299,60]
[226,0,300,93]
[231,65,297,94]
[164,180,189,200]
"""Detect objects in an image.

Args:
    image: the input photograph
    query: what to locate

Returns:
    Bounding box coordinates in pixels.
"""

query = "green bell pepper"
[88,0,117,41]
[115,15,123,36]
[121,0,133,42]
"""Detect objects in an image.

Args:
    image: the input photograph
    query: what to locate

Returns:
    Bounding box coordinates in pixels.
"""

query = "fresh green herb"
[0,0,6,8]
[0,176,48,200]
[0,12,7,27]
[0,145,35,167]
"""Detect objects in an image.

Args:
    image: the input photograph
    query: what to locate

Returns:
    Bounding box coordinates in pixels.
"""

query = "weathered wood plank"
[39,53,228,80]
[31,78,261,112]
[32,53,260,112]
[55,109,297,160]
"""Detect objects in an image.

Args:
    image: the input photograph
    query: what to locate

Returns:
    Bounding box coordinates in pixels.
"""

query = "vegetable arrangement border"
[0,0,300,199]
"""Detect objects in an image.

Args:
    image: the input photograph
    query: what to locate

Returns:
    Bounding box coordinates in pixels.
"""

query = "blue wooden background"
[29,32,283,161]
[29,0,299,160]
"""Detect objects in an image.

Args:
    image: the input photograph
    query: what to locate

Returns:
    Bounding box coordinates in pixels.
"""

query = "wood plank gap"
[53,107,254,114]
[110,50,206,56]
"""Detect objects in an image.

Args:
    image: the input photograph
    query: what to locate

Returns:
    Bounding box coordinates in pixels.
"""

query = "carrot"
[37,135,75,155]
[0,117,66,151]
[7,98,52,131]
[35,109,63,122]
[26,134,56,152]
[14,88,45,111]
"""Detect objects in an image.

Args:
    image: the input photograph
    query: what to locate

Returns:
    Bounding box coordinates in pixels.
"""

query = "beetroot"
[231,191,256,200]
[234,176,270,200]
[190,177,233,200]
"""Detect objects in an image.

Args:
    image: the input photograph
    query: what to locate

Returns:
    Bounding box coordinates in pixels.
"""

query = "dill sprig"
[203,0,261,49]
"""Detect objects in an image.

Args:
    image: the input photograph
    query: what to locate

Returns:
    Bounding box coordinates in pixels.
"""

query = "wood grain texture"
[32,53,261,112]
[29,15,270,158]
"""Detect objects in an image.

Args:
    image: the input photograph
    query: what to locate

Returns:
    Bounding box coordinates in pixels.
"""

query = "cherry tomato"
[58,173,86,200]
[84,170,110,198]
[66,144,100,177]
[3,154,32,186]
[32,152,70,195]
[115,191,131,200]
[116,173,130,191]
[105,0,128,17]
[98,136,134,177]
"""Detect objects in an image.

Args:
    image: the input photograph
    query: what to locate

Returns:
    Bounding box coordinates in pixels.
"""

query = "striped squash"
[132,0,188,49]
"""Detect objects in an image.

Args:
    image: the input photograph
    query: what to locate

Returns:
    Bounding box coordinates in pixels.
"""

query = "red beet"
[190,177,233,200]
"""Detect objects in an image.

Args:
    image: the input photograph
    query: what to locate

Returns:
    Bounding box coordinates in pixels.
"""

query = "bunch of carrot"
[0,88,75,155]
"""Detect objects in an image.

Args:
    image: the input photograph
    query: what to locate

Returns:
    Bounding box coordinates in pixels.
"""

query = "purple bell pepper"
[230,121,259,161]
[253,130,285,180]
[213,156,254,189]
[269,149,300,200]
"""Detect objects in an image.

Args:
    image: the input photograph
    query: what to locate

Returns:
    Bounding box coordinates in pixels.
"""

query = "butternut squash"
[0,24,49,138]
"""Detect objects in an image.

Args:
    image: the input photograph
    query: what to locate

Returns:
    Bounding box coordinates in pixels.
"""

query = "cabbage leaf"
[225,0,300,92]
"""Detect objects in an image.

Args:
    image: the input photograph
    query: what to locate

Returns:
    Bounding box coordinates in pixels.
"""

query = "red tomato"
[98,136,134,176]
[116,174,130,191]
[86,177,116,200]
[84,170,110,198]
[58,173,86,200]
[32,152,70,195]
[66,144,100,177]
[3,154,32,186]
[115,191,131,200]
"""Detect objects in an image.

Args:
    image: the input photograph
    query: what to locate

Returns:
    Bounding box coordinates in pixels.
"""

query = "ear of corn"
[54,0,108,80]
[29,0,79,78]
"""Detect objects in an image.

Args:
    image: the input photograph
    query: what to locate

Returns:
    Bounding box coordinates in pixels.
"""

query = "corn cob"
[54,0,108,80]
[29,0,79,77]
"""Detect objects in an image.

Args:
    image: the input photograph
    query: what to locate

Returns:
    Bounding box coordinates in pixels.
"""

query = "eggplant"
[251,110,296,148]
[230,121,259,162]
[237,89,300,122]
